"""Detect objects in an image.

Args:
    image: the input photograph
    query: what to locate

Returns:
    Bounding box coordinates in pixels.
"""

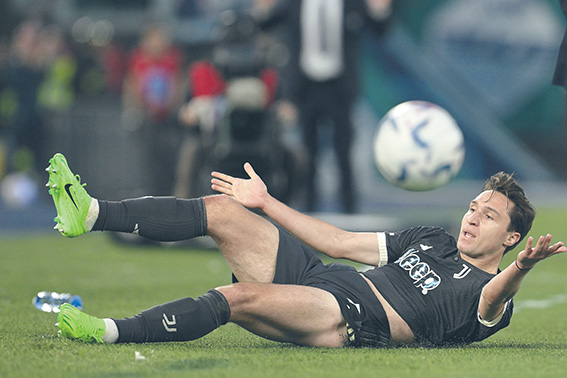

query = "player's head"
[481,172,536,254]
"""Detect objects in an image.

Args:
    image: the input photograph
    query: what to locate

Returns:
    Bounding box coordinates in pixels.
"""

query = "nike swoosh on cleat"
[64,184,80,210]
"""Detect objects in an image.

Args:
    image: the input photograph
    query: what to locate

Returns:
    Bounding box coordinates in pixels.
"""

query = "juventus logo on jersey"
[453,264,472,280]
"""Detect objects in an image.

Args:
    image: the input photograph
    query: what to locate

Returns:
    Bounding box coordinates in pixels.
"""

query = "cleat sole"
[46,153,92,237]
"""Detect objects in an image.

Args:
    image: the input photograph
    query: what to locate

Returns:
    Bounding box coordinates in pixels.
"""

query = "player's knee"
[204,195,242,219]
[215,283,260,320]
[204,195,258,237]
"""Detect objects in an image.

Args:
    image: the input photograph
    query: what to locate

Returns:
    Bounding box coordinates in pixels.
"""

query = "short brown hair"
[482,172,536,254]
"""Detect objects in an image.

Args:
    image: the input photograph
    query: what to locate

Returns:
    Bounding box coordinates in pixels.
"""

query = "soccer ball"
[373,101,465,191]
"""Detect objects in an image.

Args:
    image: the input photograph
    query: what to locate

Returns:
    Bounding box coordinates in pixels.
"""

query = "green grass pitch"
[0,208,566,378]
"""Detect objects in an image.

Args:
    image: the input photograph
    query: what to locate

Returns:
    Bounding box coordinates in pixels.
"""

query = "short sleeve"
[380,226,449,262]
[475,299,514,341]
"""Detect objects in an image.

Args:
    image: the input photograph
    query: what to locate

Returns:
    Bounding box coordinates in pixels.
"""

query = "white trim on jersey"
[477,295,512,327]
[377,232,388,267]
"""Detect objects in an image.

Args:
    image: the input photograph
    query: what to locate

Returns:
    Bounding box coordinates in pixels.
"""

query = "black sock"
[93,197,207,241]
[113,290,231,343]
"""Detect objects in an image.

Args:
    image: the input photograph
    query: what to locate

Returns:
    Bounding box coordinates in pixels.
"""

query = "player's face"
[457,190,520,259]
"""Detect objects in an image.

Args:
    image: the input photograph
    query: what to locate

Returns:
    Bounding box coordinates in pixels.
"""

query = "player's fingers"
[533,235,545,251]
[555,243,567,255]
[211,182,232,196]
[524,236,534,252]
[527,236,541,257]
[551,241,565,250]
[210,177,221,186]
[211,177,231,189]
[211,177,233,192]
[536,234,552,255]
[243,162,258,179]
[211,171,234,184]
[543,234,554,251]
[548,241,566,256]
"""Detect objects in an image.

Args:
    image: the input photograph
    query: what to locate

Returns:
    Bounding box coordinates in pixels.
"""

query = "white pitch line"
[514,294,567,313]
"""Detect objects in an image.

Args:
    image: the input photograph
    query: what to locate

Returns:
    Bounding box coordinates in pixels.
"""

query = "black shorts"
[248,226,391,347]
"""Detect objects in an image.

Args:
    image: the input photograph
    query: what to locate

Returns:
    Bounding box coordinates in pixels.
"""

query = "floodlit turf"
[1,208,566,378]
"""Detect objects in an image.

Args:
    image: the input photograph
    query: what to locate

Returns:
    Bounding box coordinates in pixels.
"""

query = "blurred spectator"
[37,25,77,116]
[177,0,203,19]
[174,59,226,198]
[122,25,185,195]
[174,10,303,202]
[3,20,46,176]
[553,0,567,92]
[67,16,125,97]
[0,0,19,39]
[253,0,393,213]
[0,36,10,180]
[123,26,185,122]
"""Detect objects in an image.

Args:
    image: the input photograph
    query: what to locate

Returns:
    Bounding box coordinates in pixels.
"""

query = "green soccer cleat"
[57,303,106,343]
[46,153,92,237]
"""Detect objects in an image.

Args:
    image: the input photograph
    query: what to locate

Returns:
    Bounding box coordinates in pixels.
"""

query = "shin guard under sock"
[113,290,231,343]
[93,197,207,241]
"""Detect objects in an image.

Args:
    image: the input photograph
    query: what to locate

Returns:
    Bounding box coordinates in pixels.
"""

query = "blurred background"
[1,0,566,236]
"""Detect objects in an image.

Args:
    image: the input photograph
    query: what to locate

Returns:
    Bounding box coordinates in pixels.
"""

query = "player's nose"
[466,211,479,225]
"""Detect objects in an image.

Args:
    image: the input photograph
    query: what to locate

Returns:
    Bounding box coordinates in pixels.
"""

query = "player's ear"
[503,231,521,247]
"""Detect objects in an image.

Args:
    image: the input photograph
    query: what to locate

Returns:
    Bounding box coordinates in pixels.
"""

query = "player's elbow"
[320,235,350,260]
[321,244,345,260]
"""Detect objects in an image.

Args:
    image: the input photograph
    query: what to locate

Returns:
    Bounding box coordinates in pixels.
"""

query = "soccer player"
[47,153,565,347]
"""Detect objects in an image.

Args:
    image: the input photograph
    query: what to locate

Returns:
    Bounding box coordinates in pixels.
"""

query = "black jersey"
[362,226,513,346]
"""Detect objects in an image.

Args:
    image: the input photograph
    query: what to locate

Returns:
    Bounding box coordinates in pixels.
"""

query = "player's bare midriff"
[360,274,415,345]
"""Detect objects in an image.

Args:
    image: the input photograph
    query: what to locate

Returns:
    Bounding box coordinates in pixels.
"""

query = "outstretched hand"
[211,163,269,209]
[516,234,567,270]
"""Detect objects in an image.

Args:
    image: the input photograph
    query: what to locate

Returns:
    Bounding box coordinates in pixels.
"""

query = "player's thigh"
[218,282,346,347]
[205,195,279,282]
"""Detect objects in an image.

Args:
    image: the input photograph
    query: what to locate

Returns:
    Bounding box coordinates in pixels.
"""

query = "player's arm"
[211,163,382,266]
[478,234,566,323]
